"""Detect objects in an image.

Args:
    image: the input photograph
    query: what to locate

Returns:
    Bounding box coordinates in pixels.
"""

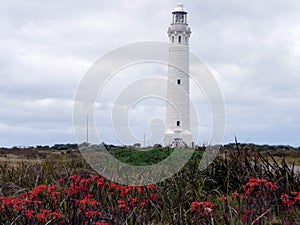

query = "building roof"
[172,3,187,13]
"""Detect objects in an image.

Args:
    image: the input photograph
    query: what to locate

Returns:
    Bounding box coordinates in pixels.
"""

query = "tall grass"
[1,142,300,224]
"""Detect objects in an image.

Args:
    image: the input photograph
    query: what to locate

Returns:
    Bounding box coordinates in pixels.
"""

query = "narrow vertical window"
[178,36,181,43]
[177,121,180,126]
[172,36,174,43]
[177,79,181,85]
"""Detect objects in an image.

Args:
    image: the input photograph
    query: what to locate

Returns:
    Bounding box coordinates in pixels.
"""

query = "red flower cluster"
[241,178,278,223]
[241,209,252,222]
[281,191,300,208]
[244,178,278,196]
[191,178,292,224]
[0,173,161,224]
[191,201,216,217]
[0,184,65,223]
[281,193,293,208]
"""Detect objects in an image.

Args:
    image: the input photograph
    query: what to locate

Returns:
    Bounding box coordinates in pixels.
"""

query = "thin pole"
[86,115,89,143]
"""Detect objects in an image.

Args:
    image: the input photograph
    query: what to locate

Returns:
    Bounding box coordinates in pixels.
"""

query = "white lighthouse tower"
[164,3,192,148]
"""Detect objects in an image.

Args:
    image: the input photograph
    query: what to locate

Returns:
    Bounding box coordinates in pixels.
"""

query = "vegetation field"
[0,142,300,224]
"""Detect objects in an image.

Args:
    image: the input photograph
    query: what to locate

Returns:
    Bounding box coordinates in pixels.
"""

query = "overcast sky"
[1,0,300,147]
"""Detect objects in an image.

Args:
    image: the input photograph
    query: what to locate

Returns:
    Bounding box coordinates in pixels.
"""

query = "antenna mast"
[86,115,89,143]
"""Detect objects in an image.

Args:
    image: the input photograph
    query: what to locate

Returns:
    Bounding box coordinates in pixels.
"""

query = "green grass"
[112,147,175,166]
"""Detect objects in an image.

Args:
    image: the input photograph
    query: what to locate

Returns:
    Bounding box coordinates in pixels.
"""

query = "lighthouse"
[164,3,192,148]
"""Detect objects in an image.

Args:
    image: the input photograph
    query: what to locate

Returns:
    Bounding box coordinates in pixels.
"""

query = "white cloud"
[0,1,299,146]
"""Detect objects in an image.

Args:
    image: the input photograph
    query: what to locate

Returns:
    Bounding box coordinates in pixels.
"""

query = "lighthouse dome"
[172,3,187,13]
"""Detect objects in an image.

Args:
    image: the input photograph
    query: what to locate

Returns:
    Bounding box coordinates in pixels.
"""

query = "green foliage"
[112,147,174,166]
[51,143,78,150]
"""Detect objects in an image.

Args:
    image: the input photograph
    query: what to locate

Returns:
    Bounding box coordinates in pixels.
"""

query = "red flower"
[256,190,262,198]
[78,194,99,208]
[37,213,47,222]
[128,197,140,207]
[86,210,96,217]
[80,178,92,187]
[52,211,62,219]
[293,192,300,204]
[135,186,145,194]
[33,200,42,205]
[47,184,58,193]
[244,178,277,197]
[118,199,129,212]
[119,186,133,196]
[233,191,240,198]
[25,210,34,219]
[146,184,157,191]
[109,182,118,189]
[241,209,252,222]
[12,198,24,211]
[191,201,215,217]
[70,174,78,180]
[86,210,101,217]
[220,195,227,203]
[281,193,293,208]
[96,177,106,187]
[2,197,14,207]
[141,199,149,207]
[42,209,51,217]
[253,218,259,225]
[51,191,60,200]
[265,182,278,191]
[149,193,159,201]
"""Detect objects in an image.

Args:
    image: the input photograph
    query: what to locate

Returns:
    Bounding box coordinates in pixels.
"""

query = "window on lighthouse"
[177,121,180,126]
[177,79,181,85]
[172,36,174,43]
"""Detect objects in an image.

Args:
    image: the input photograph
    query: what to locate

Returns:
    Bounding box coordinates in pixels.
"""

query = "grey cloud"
[0,1,299,146]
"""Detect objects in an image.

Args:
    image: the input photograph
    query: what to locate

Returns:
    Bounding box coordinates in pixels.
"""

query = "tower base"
[164,130,192,148]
